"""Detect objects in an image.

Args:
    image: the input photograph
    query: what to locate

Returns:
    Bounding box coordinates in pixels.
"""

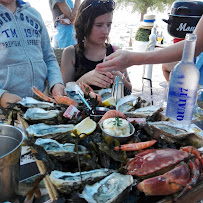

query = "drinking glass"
[193,88,203,119]
[157,31,163,45]
[142,81,168,107]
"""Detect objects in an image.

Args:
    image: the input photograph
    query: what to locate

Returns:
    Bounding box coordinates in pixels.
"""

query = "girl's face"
[87,12,113,45]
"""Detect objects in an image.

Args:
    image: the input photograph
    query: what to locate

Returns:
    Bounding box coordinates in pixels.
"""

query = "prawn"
[114,140,157,151]
[80,82,94,95]
[54,95,78,107]
[89,91,102,103]
[80,82,102,103]
[32,86,55,103]
[99,110,126,123]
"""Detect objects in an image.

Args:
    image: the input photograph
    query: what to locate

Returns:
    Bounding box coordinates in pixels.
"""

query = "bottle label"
[166,86,197,124]
[176,87,188,121]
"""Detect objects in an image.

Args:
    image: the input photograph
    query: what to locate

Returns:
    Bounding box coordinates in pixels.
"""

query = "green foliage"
[135,28,151,41]
[113,117,123,127]
[115,0,174,18]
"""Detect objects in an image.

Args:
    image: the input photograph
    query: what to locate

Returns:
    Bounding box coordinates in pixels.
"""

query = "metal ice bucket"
[0,124,23,202]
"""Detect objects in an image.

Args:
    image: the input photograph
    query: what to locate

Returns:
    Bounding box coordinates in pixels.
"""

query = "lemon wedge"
[102,97,116,107]
[73,117,97,135]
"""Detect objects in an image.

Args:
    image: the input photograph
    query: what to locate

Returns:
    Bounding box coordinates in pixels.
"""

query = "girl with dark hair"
[61,0,132,92]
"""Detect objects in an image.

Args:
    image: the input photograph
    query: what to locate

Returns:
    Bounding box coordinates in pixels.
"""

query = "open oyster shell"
[18,97,54,108]
[80,172,133,203]
[116,95,138,113]
[26,123,74,140]
[35,138,89,161]
[125,106,168,122]
[125,106,160,117]
[98,88,112,101]
[50,169,114,194]
[23,108,60,121]
[142,121,203,147]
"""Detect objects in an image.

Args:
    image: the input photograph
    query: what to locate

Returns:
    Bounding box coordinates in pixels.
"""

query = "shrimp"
[89,91,102,103]
[99,110,126,124]
[32,86,55,103]
[79,82,102,103]
[80,82,94,95]
[54,95,78,107]
[114,140,157,151]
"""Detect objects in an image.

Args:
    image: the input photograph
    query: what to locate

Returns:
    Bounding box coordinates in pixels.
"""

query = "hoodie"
[0,2,63,98]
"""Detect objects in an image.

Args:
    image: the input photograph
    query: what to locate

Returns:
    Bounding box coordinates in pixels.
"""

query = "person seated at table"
[0,0,65,108]
[60,0,132,94]
[95,16,203,85]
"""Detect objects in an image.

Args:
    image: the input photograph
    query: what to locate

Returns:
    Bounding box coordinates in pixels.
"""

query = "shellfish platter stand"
[14,110,203,203]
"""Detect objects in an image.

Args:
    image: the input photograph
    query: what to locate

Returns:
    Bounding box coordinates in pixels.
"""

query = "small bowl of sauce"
[90,107,109,122]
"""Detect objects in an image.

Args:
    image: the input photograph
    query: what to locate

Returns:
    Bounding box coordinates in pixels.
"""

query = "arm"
[61,46,114,88]
[0,93,22,108]
[96,15,203,72]
[56,0,81,22]
[38,11,65,95]
[61,45,76,85]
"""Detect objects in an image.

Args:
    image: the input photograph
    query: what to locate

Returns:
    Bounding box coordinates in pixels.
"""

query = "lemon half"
[73,117,96,135]
[102,97,116,107]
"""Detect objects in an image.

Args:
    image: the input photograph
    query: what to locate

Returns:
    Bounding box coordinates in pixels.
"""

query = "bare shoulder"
[62,45,75,63]
[63,45,75,56]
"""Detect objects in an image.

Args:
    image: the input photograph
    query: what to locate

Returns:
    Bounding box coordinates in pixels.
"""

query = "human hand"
[0,92,22,108]
[96,50,132,72]
[52,83,66,96]
[162,62,178,81]
[79,70,114,88]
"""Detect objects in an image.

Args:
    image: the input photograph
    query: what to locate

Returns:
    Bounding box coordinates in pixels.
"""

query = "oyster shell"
[18,97,54,108]
[98,88,112,101]
[116,95,138,113]
[125,106,168,122]
[26,123,74,140]
[35,138,89,161]
[50,169,114,194]
[80,172,133,203]
[142,121,203,147]
[125,106,160,117]
[23,108,60,120]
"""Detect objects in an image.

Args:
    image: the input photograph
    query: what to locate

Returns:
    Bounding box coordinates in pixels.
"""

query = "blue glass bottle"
[166,33,200,127]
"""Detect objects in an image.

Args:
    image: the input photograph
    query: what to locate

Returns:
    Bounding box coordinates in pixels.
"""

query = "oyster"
[125,106,160,117]
[142,121,203,146]
[80,172,133,203]
[116,95,138,113]
[125,106,168,122]
[35,138,89,161]
[50,169,114,194]
[26,123,74,140]
[23,108,60,120]
[98,88,112,101]
[18,97,54,108]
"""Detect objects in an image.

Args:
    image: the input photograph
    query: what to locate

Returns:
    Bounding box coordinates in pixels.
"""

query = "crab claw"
[137,163,190,196]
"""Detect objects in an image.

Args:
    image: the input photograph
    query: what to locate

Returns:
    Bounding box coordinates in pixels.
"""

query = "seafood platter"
[2,82,203,203]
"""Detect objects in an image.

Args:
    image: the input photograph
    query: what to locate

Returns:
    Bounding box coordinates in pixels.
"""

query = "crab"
[126,146,203,200]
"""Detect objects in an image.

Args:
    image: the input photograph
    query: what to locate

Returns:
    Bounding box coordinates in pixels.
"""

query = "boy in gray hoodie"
[0,0,65,108]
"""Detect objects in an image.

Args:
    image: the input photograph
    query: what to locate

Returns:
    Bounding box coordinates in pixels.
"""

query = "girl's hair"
[74,0,115,59]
